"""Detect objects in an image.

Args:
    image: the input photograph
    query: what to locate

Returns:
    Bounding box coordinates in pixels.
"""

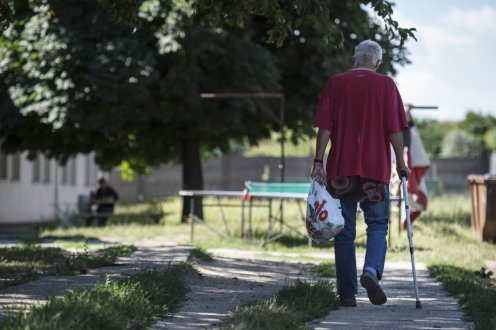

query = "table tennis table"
[179,181,402,246]
[242,181,311,246]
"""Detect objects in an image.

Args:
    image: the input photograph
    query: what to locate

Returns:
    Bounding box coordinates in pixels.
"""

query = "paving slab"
[309,261,474,330]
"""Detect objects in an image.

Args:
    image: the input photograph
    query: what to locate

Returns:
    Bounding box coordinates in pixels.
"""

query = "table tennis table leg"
[240,198,245,239]
[248,199,253,240]
[269,198,273,232]
[190,197,195,242]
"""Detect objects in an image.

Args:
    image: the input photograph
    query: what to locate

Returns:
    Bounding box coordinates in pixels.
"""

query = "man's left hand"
[397,163,411,180]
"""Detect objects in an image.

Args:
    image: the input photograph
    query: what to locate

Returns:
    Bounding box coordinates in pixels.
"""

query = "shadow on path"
[155,255,318,329]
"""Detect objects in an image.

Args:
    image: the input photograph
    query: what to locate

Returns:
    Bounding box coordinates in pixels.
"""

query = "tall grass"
[220,280,339,330]
[1,263,194,330]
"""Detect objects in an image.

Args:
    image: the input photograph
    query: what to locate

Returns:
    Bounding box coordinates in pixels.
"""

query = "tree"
[458,111,496,154]
[484,127,496,151]
[138,9,282,219]
[1,0,414,221]
[415,119,457,158]
[0,1,282,220]
[440,129,480,158]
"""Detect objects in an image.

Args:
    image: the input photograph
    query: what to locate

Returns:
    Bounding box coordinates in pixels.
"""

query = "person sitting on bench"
[91,178,119,227]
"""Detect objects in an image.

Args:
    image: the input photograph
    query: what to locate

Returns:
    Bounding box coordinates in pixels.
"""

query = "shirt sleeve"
[313,78,333,131]
[387,81,408,134]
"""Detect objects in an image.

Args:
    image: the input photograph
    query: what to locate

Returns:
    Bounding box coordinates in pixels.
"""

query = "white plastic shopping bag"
[306,180,345,244]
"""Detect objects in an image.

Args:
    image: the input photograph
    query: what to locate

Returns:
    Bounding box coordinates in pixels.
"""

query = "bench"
[75,196,166,225]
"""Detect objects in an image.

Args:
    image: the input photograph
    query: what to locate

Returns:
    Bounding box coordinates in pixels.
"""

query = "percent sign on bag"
[314,200,329,221]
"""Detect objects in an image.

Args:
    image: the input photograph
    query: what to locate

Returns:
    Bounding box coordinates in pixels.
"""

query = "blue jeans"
[334,187,390,297]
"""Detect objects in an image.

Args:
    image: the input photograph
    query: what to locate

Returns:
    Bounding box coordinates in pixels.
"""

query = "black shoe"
[339,296,357,307]
[360,272,387,305]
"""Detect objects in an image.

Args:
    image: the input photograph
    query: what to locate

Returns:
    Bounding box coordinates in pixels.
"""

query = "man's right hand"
[311,163,327,186]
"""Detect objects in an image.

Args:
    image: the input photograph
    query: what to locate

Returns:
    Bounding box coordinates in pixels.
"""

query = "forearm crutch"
[401,171,422,309]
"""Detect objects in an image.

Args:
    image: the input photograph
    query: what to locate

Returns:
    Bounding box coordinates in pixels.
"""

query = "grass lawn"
[0,244,136,289]
[1,263,194,330]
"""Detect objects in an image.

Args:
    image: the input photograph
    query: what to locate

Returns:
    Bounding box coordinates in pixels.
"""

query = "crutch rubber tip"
[416,301,422,309]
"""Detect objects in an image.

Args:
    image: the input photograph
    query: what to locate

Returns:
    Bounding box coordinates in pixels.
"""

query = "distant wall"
[110,154,490,203]
[110,155,313,203]
[490,150,496,174]
[426,156,489,191]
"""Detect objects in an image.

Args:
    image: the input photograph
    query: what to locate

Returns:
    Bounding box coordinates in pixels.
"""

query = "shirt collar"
[351,68,375,72]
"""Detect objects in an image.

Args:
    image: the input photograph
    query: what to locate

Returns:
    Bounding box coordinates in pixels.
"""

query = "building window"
[85,155,91,186]
[85,154,98,187]
[62,158,77,186]
[11,153,20,181]
[0,151,7,180]
[61,161,68,185]
[70,157,77,186]
[32,154,41,183]
[43,157,51,184]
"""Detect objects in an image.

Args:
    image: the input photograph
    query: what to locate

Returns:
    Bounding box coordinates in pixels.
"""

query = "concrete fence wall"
[426,156,489,191]
[110,154,490,203]
[110,155,314,203]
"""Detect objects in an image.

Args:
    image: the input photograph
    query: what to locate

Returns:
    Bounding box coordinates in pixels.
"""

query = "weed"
[474,267,494,279]
[311,262,336,278]
[220,280,338,330]
[189,247,214,262]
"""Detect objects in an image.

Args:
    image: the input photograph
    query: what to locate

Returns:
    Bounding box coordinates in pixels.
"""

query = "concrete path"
[154,253,317,329]
[0,246,192,323]
[309,261,474,330]
[156,249,473,330]
[0,245,473,330]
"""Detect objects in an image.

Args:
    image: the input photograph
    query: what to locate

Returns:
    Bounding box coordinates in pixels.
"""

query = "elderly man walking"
[311,40,410,307]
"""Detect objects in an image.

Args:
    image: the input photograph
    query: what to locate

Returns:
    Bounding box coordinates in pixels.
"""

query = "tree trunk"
[181,138,204,222]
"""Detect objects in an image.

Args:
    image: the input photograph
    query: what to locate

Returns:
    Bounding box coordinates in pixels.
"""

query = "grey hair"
[353,40,383,66]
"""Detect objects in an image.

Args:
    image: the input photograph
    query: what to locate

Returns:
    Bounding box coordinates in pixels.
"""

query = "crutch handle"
[401,170,408,179]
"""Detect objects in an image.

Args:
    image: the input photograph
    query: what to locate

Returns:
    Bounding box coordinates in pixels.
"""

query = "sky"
[389,0,496,120]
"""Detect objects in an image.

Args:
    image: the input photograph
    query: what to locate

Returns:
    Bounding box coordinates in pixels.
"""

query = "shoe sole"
[340,300,357,307]
[360,275,387,305]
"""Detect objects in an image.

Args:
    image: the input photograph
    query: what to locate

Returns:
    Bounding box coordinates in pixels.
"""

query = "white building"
[0,149,100,226]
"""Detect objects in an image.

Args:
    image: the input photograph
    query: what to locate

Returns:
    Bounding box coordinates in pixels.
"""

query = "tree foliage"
[415,119,456,158]
[415,112,496,158]
[440,129,480,158]
[0,0,416,46]
[194,0,416,47]
[484,127,496,151]
[1,0,413,167]
[458,111,496,153]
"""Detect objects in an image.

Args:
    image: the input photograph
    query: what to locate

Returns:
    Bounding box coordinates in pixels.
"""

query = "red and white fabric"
[403,126,430,229]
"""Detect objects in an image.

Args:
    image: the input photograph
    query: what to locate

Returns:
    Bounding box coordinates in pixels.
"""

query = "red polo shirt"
[313,69,408,183]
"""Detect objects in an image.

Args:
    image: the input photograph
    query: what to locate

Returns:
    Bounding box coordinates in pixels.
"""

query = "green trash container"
[467,174,496,242]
